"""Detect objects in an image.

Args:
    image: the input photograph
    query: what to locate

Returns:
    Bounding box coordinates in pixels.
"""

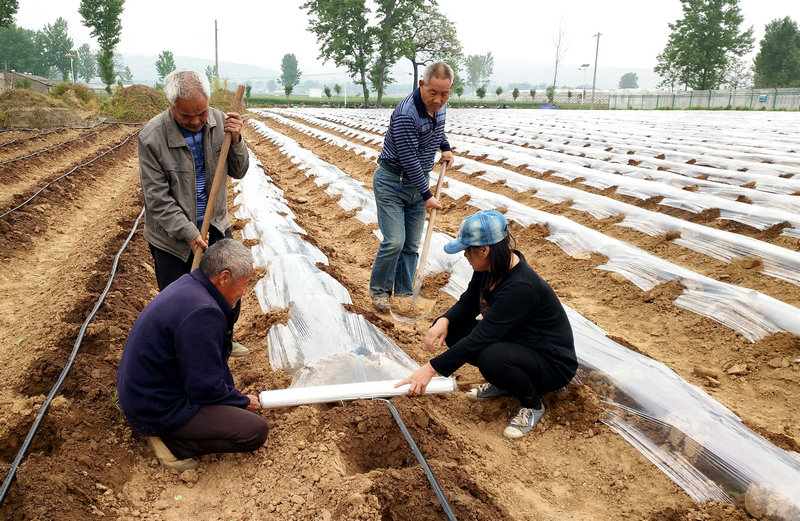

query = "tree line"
[655,0,800,91]
[1,0,125,93]
[2,0,798,103]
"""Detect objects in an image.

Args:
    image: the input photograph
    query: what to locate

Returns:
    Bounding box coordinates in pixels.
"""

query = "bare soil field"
[0,106,797,521]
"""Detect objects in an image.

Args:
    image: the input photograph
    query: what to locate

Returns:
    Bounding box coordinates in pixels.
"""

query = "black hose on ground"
[379,398,457,521]
[0,206,145,506]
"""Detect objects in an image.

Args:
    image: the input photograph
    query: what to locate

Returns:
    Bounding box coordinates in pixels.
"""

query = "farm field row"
[0,109,797,520]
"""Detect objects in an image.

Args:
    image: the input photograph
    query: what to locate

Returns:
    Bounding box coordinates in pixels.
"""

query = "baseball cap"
[443,210,509,254]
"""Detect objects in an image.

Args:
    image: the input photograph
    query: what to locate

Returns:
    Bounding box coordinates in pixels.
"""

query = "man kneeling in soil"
[117,239,267,471]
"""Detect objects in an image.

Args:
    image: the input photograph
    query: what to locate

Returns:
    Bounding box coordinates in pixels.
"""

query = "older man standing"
[370,61,455,310]
[117,240,268,471]
[139,69,250,356]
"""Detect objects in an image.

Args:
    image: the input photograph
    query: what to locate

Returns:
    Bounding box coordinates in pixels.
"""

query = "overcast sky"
[14,0,799,86]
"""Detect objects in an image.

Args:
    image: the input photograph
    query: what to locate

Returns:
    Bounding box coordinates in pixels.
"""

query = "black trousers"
[446,320,568,409]
[163,405,269,459]
[148,226,241,324]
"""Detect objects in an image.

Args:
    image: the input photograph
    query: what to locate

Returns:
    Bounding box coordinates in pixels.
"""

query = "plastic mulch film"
[248,118,377,225]
[451,155,800,286]
[264,108,800,281]
[232,148,454,396]
[247,121,800,518]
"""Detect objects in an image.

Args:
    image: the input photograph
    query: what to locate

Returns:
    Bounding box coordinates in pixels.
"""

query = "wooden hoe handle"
[411,162,448,296]
[191,84,246,271]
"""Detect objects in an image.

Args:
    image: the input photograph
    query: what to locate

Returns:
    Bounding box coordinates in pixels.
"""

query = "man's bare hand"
[246,394,261,412]
[438,150,454,167]
[224,112,244,143]
[425,196,442,212]
[189,233,209,254]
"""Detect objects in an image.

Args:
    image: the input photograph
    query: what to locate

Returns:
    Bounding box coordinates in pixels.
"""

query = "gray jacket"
[139,107,249,261]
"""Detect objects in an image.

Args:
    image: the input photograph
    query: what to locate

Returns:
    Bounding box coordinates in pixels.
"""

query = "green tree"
[279,53,301,100]
[655,0,753,91]
[495,85,503,101]
[204,64,216,85]
[724,57,753,89]
[79,0,125,94]
[618,72,639,88]
[454,84,464,98]
[529,88,536,102]
[404,3,462,86]
[303,0,374,105]
[512,87,519,102]
[245,82,252,101]
[324,85,332,103]
[545,85,554,104]
[753,17,800,88]
[369,0,424,108]
[333,83,341,98]
[476,85,486,100]
[1,0,18,27]
[37,17,74,81]
[114,53,132,83]
[654,44,683,91]
[75,43,96,83]
[155,50,176,83]
[464,52,493,93]
[0,24,42,74]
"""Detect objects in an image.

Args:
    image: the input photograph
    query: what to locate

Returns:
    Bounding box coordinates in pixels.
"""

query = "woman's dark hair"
[468,233,516,289]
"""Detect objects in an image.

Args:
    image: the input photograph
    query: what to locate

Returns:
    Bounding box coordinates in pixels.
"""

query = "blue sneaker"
[503,406,545,439]
[466,382,509,401]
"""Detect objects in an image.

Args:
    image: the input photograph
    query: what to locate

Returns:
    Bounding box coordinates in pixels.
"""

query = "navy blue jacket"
[378,88,451,200]
[117,270,249,436]
[431,252,577,385]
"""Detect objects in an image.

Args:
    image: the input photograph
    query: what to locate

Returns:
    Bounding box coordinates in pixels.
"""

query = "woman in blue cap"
[396,209,577,438]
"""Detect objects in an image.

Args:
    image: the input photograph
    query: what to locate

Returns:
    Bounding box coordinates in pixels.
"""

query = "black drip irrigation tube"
[0,206,145,506]
[378,399,457,521]
[0,130,140,220]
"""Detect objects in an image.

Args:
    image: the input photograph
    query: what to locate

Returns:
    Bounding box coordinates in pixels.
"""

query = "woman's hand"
[424,317,449,352]
[394,362,438,396]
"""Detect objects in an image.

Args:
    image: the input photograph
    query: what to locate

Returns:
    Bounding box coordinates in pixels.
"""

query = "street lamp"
[65,53,76,84]
[578,63,590,108]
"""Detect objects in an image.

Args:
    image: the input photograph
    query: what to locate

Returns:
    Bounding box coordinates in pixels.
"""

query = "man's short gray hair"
[164,70,211,105]
[200,239,253,282]
[422,61,454,85]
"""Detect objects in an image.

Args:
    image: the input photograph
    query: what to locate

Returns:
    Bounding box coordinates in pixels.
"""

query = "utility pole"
[590,33,601,110]
[214,20,219,84]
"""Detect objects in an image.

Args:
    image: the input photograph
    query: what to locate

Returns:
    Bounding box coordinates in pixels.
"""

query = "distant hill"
[122,54,280,88]
[120,53,660,94]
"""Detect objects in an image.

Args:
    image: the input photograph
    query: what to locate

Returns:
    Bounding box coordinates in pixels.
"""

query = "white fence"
[609,88,800,111]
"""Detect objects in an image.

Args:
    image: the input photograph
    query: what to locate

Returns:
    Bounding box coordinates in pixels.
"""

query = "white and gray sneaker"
[503,405,545,439]
[466,382,509,401]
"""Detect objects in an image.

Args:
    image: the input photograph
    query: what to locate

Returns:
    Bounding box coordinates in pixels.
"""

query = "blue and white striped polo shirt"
[378,89,451,200]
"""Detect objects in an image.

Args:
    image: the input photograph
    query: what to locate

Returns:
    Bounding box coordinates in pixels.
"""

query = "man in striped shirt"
[370,61,455,310]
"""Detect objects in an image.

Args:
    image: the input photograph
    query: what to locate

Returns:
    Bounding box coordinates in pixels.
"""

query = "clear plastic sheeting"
[254,254,352,310]
[452,155,800,286]
[262,109,800,285]
[248,119,377,225]
[232,147,456,400]
[571,309,800,519]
